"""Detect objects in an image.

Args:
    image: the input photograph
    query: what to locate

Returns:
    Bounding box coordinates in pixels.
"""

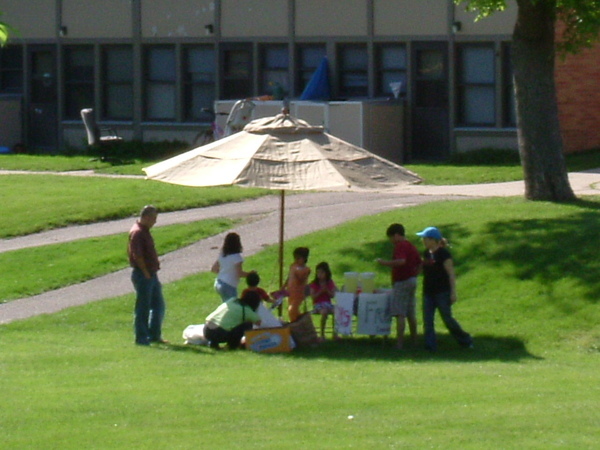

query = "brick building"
[0,0,597,159]
[555,43,600,153]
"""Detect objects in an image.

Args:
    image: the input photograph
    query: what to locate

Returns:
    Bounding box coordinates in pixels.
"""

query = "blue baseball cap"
[416,226,443,240]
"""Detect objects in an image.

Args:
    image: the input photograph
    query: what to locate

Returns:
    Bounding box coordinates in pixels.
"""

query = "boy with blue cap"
[417,226,473,351]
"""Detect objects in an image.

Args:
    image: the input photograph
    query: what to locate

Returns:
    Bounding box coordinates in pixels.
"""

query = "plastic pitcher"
[360,272,376,293]
[343,272,359,293]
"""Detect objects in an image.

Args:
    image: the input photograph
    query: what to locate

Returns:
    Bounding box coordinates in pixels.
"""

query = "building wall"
[555,43,600,153]
[221,0,288,37]
[142,0,217,38]
[63,0,132,39]
[2,0,56,39]
[296,0,367,37]
[375,0,447,36]
[0,0,564,159]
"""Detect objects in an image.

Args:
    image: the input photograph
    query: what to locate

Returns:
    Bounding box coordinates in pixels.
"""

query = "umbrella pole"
[278,189,285,317]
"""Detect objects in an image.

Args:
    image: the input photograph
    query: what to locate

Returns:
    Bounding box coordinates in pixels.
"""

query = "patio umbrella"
[143,112,421,288]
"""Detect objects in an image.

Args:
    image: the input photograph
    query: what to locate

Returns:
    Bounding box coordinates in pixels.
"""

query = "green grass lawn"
[0,219,237,302]
[0,174,267,238]
[2,198,599,448]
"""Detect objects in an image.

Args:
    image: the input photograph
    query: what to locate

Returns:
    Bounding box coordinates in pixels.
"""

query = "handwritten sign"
[335,292,355,335]
[356,293,391,335]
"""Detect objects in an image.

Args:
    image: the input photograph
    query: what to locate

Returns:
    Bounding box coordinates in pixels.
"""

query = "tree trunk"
[512,0,575,201]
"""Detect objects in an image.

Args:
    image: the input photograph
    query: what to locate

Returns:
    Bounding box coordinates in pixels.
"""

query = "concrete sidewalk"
[1,170,599,325]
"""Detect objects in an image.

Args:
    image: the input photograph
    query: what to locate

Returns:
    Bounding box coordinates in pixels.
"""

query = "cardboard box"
[245,327,292,353]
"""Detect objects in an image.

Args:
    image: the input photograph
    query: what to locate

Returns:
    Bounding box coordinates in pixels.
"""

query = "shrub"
[449,148,521,165]
[85,139,190,162]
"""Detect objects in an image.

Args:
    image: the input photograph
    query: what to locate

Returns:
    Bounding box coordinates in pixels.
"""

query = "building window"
[457,45,495,126]
[376,44,407,98]
[184,46,215,122]
[260,44,289,97]
[338,44,368,98]
[503,43,516,127]
[0,45,23,93]
[102,46,133,120]
[64,46,94,119]
[221,45,252,100]
[296,44,326,96]
[144,46,176,121]
[31,50,56,104]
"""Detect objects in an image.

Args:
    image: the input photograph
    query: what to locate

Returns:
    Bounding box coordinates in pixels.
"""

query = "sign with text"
[357,293,391,335]
[335,292,355,335]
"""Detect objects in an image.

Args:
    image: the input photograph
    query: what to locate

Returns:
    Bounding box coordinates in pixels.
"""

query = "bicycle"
[193,99,257,147]
[193,108,226,147]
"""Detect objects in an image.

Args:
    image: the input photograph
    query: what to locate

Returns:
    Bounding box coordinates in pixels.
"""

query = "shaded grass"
[3,197,599,448]
[0,174,267,238]
[0,218,236,302]
[0,154,113,172]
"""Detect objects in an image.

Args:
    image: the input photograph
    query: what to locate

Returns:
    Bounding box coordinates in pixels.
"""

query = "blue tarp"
[300,57,331,101]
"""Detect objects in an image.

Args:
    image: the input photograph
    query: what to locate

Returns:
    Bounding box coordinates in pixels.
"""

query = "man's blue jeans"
[423,291,472,351]
[132,269,165,345]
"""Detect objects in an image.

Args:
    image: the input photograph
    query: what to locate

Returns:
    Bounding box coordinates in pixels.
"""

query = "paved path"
[1,170,599,325]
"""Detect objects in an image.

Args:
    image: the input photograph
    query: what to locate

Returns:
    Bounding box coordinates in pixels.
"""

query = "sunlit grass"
[3,198,599,448]
[0,174,267,238]
[0,218,237,302]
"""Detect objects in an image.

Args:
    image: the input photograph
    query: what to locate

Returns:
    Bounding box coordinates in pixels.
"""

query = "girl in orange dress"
[284,247,310,322]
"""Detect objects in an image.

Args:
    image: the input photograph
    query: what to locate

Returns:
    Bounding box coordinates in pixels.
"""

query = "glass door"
[28,46,58,151]
[411,42,449,160]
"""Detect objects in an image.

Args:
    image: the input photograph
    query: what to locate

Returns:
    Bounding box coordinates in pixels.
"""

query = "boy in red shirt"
[377,223,422,350]
[241,272,271,302]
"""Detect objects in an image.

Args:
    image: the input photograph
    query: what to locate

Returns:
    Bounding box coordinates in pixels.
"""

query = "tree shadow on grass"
[459,205,600,307]
[333,223,471,276]
[285,334,540,363]
[336,204,600,307]
[157,334,539,363]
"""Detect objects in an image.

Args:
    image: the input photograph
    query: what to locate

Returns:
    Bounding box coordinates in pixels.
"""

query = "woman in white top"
[211,232,251,301]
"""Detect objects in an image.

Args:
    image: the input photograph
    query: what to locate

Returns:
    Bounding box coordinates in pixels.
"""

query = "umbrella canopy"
[143,113,421,190]
[143,112,421,301]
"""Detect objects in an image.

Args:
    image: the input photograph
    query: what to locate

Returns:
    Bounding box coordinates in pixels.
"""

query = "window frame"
[337,43,369,98]
[502,42,517,127]
[183,45,216,122]
[375,43,407,98]
[220,44,253,100]
[259,44,289,97]
[296,44,326,97]
[143,45,177,121]
[456,43,496,127]
[101,45,134,121]
[63,45,95,120]
[0,45,23,94]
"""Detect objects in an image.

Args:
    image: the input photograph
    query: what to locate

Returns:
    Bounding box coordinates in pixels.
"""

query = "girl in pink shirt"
[309,261,338,340]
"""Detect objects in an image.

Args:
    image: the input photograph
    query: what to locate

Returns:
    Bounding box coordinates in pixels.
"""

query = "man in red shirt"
[128,205,167,345]
[377,223,422,350]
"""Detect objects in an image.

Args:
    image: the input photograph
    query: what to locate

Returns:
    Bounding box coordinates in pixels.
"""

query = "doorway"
[28,46,58,152]
[411,42,449,160]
